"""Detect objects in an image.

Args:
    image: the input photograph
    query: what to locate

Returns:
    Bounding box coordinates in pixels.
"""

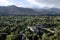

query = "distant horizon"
[0,5,60,9]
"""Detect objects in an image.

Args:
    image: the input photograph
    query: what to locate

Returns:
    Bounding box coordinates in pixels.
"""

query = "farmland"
[0,16,60,40]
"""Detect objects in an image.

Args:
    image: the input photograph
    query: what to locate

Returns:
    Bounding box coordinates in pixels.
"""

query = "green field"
[0,16,60,40]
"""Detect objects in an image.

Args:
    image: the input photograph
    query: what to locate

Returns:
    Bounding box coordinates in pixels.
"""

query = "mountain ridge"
[0,5,60,16]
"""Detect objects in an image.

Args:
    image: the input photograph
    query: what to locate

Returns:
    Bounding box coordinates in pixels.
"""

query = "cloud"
[9,0,34,8]
[0,0,12,6]
[0,0,60,8]
[0,0,24,7]
[27,0,60,8]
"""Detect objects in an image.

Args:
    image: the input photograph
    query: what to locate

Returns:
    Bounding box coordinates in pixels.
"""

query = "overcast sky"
[0,0,60,8]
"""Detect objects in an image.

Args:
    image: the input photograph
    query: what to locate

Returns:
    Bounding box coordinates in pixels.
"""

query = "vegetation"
[0,16,60,40]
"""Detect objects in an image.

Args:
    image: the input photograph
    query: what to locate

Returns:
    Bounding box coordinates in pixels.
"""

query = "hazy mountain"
[0,5,60,16]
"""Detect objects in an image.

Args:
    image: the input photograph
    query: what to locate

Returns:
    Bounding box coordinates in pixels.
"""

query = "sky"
[0,0,60,8]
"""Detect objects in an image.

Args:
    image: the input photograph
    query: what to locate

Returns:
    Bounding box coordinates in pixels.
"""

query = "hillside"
[0,5,60,16]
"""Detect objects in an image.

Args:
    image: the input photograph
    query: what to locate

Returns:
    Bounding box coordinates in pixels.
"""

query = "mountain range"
[0,5,60,16]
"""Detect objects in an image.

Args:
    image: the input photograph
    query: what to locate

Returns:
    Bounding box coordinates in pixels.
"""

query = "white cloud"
[0,0,12,6]
[0,0,60,8]
[27,0,60,8]
[27,0,51,8]
[0,0,24,7]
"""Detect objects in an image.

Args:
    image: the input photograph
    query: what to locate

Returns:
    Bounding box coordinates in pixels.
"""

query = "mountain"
[0,5,60,16]
[33,7,60,16]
